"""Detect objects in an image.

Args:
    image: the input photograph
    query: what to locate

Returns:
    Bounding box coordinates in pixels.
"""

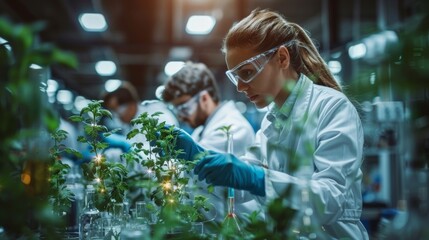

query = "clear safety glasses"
[173,92,201,117]
[225,46,279,86]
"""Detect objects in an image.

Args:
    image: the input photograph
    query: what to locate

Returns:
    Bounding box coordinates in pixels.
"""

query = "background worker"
[162,61,260,223]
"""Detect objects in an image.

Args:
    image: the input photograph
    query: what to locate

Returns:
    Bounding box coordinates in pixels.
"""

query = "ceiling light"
[328,60,342,74]
[348,43,366,60]
[164,61,185,76]
[30,64,42,69]
[347,30,398,63]
[46,79,59,96]
[105,79,122,92]
[0,37,11,51]
[57,90,73,105]
[74,96,90,112]
[79,13,108,32]
[95,61,117,76]
[185,15,216,35]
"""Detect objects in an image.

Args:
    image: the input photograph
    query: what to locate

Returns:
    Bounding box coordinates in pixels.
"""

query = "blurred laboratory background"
[1,0,428,238]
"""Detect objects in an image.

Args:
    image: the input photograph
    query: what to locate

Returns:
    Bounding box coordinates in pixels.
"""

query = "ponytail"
[223,9,342,92]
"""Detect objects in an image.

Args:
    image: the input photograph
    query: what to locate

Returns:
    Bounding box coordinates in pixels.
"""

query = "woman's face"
[225,47,285,108]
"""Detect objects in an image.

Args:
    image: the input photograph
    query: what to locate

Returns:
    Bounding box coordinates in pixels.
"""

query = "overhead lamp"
[348,43,367,60]
[105,79,122,92]
[185,15,216,35]
[79,13,108,32]
[328,60,342,74]
[164,61,185,76]
[0,37,11,51]
[46,79,59,95]
[74,96,90,112]
[348,30,399,64]
[57,90,73,105]
[95,60,116,76]
[30,64,42,69]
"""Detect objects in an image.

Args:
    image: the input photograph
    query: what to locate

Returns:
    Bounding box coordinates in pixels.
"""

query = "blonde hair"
[222,9,341,92]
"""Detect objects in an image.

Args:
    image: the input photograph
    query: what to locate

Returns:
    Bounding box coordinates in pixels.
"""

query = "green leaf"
[99,109,112,119]
[207,185,214,193]
[43,107,60,133]
[126,129,139,140]
[77,135,87,143]
[68,115,83,122]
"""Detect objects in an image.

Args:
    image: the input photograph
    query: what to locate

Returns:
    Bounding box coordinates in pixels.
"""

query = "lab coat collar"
[196,101,229,139]
[263,74,313,140]
[267,74,306,123]
[202,101,227,127]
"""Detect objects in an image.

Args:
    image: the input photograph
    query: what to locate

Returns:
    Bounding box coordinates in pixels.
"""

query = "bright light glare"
[95,61,117,76]
[155,85,165,100]
[164,61,185,76]
[0,37,11,51]
[348,43,367,60]
[370,72,376,85]
[79,13,108,32]
[186,15,216,35]
[105,79,122,92]
[47,79,59,95]
[74,96,90,112]
[57,90,73,105]
[30,64,42,69]
[328,60,342,74]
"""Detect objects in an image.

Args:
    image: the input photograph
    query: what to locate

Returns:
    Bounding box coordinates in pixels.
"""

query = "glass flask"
[221,132,243,238]
[109,202,125,237]
[289,166,329,240]
[79,185,102,239]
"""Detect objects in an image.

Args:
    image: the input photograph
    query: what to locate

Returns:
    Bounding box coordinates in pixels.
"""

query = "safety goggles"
[225,46,279,86]
[173,92,201,117]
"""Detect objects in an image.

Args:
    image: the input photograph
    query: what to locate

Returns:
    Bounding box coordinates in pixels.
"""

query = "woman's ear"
[277,46,290,69]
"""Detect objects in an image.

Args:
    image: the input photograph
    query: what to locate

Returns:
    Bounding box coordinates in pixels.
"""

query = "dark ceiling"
[1,0,413,102]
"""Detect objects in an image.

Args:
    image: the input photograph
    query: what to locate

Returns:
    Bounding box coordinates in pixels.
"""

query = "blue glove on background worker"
[173,127,266,196]
[194,151,266,196]
[171,127,206,160]
[104,133,131,152]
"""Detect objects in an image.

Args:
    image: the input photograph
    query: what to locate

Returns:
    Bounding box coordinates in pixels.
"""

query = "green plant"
[0,17,76,239]
[123,111,211,238]
[48,129,82,214]
[69,100,129,211]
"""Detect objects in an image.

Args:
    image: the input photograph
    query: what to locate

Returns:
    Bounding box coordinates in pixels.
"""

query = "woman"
[174,8,368,239]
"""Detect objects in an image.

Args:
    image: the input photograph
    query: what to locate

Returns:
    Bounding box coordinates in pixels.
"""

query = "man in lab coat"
[162,61,259,224]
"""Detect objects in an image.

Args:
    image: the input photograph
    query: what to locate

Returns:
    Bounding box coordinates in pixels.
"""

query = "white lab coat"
[243,75,369,239]
[190,101,261,223]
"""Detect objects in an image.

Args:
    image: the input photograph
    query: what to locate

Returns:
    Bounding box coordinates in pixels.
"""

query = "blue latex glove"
[172,127,206,160]
[104,133,131,152]
[194,151,266,196]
